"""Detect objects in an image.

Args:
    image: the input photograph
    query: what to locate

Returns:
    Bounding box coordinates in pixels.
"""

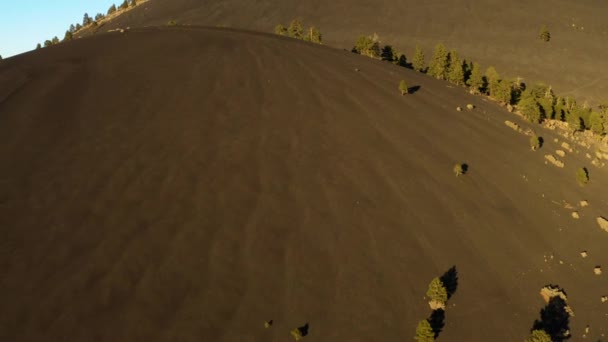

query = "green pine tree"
[51,36,60,45]
[485,66,500,96]
[63,31,73,42]
[427,43,449,79]
[467,62,485,94]
[287,19,304,39]
[414,320,435,342]
[412,45,425,72]
[107,4,117,15]
[353,34,380,58]
[447,50,465,85]
[518,89,543,123]
[426,277,448,304]
[303,26,322,44]
[493,79,513,105]
[36,43,42,49]
[274,24,287,36]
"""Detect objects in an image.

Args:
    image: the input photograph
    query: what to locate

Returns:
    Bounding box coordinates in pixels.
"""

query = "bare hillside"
[1,27,608,341]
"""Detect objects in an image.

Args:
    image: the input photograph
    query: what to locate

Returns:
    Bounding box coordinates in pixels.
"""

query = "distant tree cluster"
[539,25,551,42]
[275,19,322,44]
[38,0,143,50]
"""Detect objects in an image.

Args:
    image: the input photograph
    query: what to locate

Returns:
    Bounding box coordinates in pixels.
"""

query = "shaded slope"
[88,0,608,104]
[1,27,608,341]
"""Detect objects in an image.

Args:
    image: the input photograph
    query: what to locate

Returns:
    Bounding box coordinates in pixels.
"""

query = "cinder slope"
[1,27,607,341]
[89,0,608,104]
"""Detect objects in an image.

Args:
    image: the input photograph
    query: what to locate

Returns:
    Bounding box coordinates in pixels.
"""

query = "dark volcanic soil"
[1,27,608,341]
[87,0,608,104]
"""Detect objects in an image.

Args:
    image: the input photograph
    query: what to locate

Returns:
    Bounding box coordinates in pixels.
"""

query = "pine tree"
[76,23,82,31]
[130,0,137,7]
[414,320,435,342]
[69,24,76,33]
[427,43,449,80]
[539,25,551,42]
[95,13,104,21]
[492,79,513,105]
[119,0,129,10]
[485,66,500,96]
[519,89,543,123]
[399,80,409,95]
[108,4,117,15]
[63,31,73,42]
[36,43,42,49]
[467,62,485,94]
[287,19,304,39]
[44,40,52,47]
[83,13,91,26]
[526,330,551,342]
[303,27,322,44]
[447,50,465,85]
[274,24,287,36]
[426,277,448,304]
[51,36,60,45]
[412,45,425,72]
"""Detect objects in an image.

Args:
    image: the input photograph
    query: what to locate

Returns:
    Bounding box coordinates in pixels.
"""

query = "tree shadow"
[439,266,459,299]
[460,164,469,175]
[408,85,421,94]
[297,323,309,337]
[428,309,445,338]
[532,297,571,342]
[538,136,544,149]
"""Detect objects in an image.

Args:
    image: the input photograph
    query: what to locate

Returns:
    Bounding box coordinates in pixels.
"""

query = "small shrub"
[414,320,435,342]
[530,136,542,151]
[399,80,409,95]
[576,167,589,185]
[167,20,177,26]
[453,163,466,177]
[539,25,551,42]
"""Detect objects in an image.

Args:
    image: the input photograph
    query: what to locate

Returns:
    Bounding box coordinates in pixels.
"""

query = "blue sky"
[0,0,119,58]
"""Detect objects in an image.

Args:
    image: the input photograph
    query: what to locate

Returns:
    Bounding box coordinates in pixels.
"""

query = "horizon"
[0,0,119,58]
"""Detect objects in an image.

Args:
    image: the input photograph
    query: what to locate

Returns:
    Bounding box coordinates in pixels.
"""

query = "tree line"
[352,34,608,137]
[36,0,139,49]
[274,19,322,44]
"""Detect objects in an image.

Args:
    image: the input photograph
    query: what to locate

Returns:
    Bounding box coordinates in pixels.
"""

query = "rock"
[466,104,475,110]
[544,154,565,168]
[556,150,566,157]
[586,153,591,159]
[580,200,589,207]
[594,266,602,275]
[601,296,608,303]
[571,212,579,219]
[580,251,588,258]
[505,120,522,132]
[456,106,462,111]
[597,217,608,233]
[429,300,446,310]
[561,142,573,152]
[507,104,514,112]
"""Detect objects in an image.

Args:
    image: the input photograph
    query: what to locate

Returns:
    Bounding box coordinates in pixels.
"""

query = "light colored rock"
[429,300,446,310]
[545,154,565,168]
[597,217,608,233]
[586,153,592,159]
[556,150,566,157]
[561,142,573,152]
[456,106,462,111]
[580,200,589,207]
[505,120,522,132]
[571,211,579,219]
[580,251,588,258]
[601,296,608,303]
[466,104,475,110]
[594,266,602,275]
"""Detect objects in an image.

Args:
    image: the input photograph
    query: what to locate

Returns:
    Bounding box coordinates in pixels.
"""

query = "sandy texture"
[79,0,608,104]
[1,27,608,341]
